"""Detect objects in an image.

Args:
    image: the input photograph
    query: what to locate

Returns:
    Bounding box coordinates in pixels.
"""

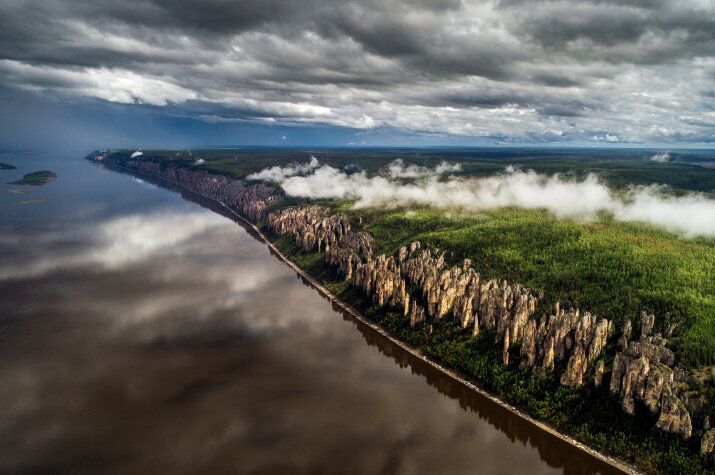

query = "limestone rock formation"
[402,248,539,351]
[355,254,408,311]
[611,350,650,415]
[702,429,715,455]
[656,386,692,439]
[561,343,587,386]
[266,205,354,254]
[644,364,672,413]
[503,329,510,365]
[410,304,425,327]
[610,315,694,438]
[519,306,611,386]
[640,311,655,340]
[618,320,632,351]
[519,319,537,370]
[121,159,280,222]
[542,337,555,372]
[594,360,604,387]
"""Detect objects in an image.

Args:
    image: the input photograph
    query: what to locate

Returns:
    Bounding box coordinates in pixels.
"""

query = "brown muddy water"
[0,154,622,474]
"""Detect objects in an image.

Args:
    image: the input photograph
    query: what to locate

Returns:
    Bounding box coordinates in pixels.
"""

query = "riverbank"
[102,161,638,474]
[225,203,640,475]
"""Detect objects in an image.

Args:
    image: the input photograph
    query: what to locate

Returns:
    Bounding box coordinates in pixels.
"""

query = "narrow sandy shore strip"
[107,162,641,475]
[15,199,47,205]
[1,189,38,194]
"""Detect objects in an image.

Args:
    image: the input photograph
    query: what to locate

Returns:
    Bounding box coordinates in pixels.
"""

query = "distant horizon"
[98,145,715,152]
[6,144,715,156]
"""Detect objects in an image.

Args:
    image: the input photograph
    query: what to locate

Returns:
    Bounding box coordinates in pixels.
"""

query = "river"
[0,153,622,474]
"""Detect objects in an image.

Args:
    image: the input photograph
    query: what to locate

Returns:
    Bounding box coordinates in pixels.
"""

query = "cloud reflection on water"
[0,161,619,475]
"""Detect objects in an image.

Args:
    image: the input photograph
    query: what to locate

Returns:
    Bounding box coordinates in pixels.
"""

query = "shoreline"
[102,162,641,475]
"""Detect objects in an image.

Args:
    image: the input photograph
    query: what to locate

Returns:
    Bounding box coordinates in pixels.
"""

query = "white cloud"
[650,151,670,162]
[246,156,320,181]
[1,1,714,144]
[387,159,462,178]
[0,60,197,106]
[259,162,715,237]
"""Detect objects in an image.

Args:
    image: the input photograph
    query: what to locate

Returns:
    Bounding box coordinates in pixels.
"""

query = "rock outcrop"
[702,429,715,455]
[503,329,511,365]
[610,314,693,438]
[594,360,604,387]
[401,248,538,348]
[517,306,611,386]
[640,311,655,340]
[656,385,692,439]
[266,205,352,254]
[118,158,280,221]
[354,254,410,315]
[618,319,632,351]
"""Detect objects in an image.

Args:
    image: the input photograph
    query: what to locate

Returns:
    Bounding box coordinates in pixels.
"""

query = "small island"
[8,170,57,186]
[0,162,16,170]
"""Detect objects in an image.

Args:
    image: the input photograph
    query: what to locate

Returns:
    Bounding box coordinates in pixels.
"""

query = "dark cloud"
[537,100,595,117]
[0,0,713,145]
[501,0,715,64]
[530,72,584,88]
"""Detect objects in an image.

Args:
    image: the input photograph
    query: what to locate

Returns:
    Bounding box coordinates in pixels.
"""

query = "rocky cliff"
[122,159,279,221]
[94,153,709,448]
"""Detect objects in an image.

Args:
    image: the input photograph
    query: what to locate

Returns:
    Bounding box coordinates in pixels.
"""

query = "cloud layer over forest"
[255,159,715,237]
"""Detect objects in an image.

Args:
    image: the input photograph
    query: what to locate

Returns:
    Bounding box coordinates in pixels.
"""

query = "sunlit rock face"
[610,313,693,439]
[702,430,715,455]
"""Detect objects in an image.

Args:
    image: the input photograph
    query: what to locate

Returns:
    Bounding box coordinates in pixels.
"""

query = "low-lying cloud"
[388,159,462,178]
[254,160,715,238]
[247,156,320,181]
[650,151,670,162]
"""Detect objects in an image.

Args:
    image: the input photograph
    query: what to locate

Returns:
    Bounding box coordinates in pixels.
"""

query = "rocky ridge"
[122,159,279,221]
[96,153,709,449]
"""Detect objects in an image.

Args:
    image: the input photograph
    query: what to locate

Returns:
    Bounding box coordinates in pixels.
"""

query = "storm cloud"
[0,0,713,144]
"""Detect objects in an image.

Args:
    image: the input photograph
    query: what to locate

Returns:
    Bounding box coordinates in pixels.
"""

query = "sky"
[0,0,714,151]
